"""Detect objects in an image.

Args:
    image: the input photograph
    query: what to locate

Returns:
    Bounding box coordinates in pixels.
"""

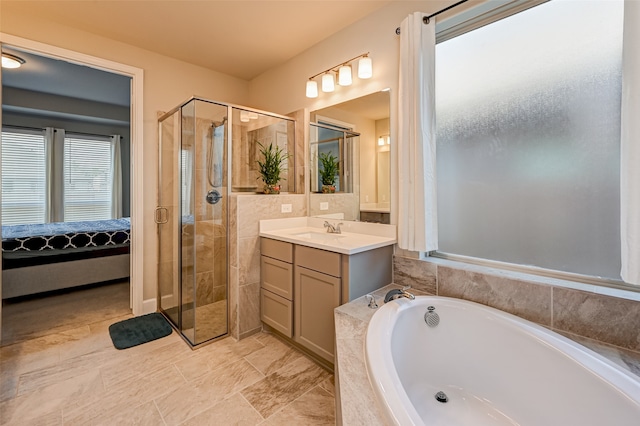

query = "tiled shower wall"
[229,194,307,339]
[393,255,640,354]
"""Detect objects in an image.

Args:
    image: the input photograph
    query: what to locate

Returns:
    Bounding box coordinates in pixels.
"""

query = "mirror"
[309,91,390,223]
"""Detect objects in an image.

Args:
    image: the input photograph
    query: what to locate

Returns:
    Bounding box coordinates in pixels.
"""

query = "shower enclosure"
[157,97,295,347]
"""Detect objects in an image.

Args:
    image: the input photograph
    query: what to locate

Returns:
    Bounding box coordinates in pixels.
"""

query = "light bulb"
[306,80,318,98]
[1,53,25,69]
[358,56,372,79]
[322,73,335,92]
[338,65,352,86]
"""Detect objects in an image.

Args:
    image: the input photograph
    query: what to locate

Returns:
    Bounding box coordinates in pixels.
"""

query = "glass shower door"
[158,109,181,328]
[158,98,228,347]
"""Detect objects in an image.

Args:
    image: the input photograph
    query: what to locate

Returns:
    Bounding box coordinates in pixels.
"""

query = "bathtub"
[365,296,640,426]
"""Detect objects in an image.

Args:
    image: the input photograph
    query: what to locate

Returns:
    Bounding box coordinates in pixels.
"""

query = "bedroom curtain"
[621,0,640,286]
[397,12,438,252]
[44,127,65,223]
[111,135,123,219]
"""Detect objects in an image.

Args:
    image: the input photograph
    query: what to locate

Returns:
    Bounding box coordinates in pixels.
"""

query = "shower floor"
[163,299,228,345]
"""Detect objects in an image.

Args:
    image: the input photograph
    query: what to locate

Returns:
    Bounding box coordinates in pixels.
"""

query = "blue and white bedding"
[2,218,130,252]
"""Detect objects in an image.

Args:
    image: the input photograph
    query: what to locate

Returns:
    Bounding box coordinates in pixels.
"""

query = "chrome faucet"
[323,221,343,234]
[384,286,415,303]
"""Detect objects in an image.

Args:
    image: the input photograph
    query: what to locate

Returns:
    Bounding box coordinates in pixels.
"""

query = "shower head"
[212,117,228,128]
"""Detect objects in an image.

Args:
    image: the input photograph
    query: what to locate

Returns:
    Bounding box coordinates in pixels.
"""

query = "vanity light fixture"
[248,111,259,120]
[358,55,373,79]
[378,137,385,146]
[305,52,372,98]
[338,65,352,86]
[306,80,319,98]
[322,73,335,93]
[1,53,25,69]
[240,110,250,122]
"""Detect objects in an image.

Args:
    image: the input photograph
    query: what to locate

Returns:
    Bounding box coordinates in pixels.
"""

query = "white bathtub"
[365,296,640,426]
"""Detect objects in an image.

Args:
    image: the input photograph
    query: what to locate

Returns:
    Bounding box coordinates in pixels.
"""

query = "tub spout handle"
[384,288,415,303]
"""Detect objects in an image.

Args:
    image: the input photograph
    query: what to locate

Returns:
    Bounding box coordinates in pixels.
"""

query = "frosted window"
[435,0,623,279]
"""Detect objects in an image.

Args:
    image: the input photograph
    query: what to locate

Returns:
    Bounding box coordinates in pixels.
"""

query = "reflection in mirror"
[309,91,390,222]
[309,123,357,193]
[231,107,295,193]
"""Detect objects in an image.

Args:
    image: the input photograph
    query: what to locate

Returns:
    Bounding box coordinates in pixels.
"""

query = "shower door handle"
[155,207,168,224]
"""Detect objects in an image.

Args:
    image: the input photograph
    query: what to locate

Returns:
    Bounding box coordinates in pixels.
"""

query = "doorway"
[0,34,145,343]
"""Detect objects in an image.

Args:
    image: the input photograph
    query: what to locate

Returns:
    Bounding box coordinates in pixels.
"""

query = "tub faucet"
[384,287,415,303]
[324,221,343,234]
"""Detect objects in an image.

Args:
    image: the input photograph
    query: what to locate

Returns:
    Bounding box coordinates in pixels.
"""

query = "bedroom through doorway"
[0,44,135,346]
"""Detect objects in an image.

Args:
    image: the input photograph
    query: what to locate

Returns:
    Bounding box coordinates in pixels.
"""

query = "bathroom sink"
[291,231,345,241]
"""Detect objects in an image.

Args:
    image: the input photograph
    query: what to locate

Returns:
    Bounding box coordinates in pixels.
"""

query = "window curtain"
[111,135,123,218]
[44,127,65,222]
[621,0,640,285]
[397,12,438,252]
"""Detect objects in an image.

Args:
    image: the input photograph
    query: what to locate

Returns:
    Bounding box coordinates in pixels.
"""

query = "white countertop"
[259,217,396,255]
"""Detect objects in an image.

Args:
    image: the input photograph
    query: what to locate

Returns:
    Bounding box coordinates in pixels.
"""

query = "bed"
[2,218,131,299]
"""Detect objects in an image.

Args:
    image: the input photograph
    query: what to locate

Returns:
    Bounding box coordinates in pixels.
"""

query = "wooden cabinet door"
[294,265,341,364]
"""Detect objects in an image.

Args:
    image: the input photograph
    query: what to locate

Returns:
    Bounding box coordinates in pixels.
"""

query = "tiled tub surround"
[393,255,640,355]
[334,285,640,426]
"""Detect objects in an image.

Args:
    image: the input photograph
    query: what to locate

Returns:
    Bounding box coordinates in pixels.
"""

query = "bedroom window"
[63,136,116,222]
[434,0,623,280]
[1,130,47,225]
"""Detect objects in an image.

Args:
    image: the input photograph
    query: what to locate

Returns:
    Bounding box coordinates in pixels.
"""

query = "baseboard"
[142,298,157,315]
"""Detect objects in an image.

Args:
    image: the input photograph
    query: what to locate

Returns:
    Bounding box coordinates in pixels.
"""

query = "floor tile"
[155,359,264,426]
[180,393,263,426]
[260,386,335,425]
[244,333,304,376]
[1,281,336,426]
[241,355,330,419]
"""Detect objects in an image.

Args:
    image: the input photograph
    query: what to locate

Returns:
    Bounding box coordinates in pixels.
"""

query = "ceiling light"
[306,80,318,98]
[1,53,25,69]
[322,73,335,93]
[358,56,372,79]
[338,65,352,86]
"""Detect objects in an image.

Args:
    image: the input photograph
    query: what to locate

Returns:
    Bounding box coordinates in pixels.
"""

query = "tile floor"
[0,282,336,425]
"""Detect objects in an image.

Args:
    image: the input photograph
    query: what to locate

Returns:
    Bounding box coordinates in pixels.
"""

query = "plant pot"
[321,185,336,194]
[263,184,281,194]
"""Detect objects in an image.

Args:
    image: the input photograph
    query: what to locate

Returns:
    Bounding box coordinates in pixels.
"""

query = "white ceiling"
[1,0,397,108]
[2,0,395,80]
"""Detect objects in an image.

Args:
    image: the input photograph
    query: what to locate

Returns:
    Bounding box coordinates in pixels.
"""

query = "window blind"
[63,136,113,222]
[1,130,47,225]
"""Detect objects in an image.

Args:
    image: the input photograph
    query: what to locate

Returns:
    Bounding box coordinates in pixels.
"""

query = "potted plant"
[319,152,338,193]
[256,142,288,194]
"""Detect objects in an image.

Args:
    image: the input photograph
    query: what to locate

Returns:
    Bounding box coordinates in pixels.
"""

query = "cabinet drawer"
[261,256,293,300]
[261,238,293,263]
[261,289,293,338]
[295,245,341,277]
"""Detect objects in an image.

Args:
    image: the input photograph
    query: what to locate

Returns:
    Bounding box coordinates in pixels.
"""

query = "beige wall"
[248,1,452,114]
[1,10,250,301]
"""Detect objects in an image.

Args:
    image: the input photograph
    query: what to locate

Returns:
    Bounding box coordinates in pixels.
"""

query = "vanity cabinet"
[260,235,393,366]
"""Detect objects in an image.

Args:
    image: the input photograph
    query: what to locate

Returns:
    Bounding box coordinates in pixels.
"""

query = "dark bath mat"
[108,312,173,350]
